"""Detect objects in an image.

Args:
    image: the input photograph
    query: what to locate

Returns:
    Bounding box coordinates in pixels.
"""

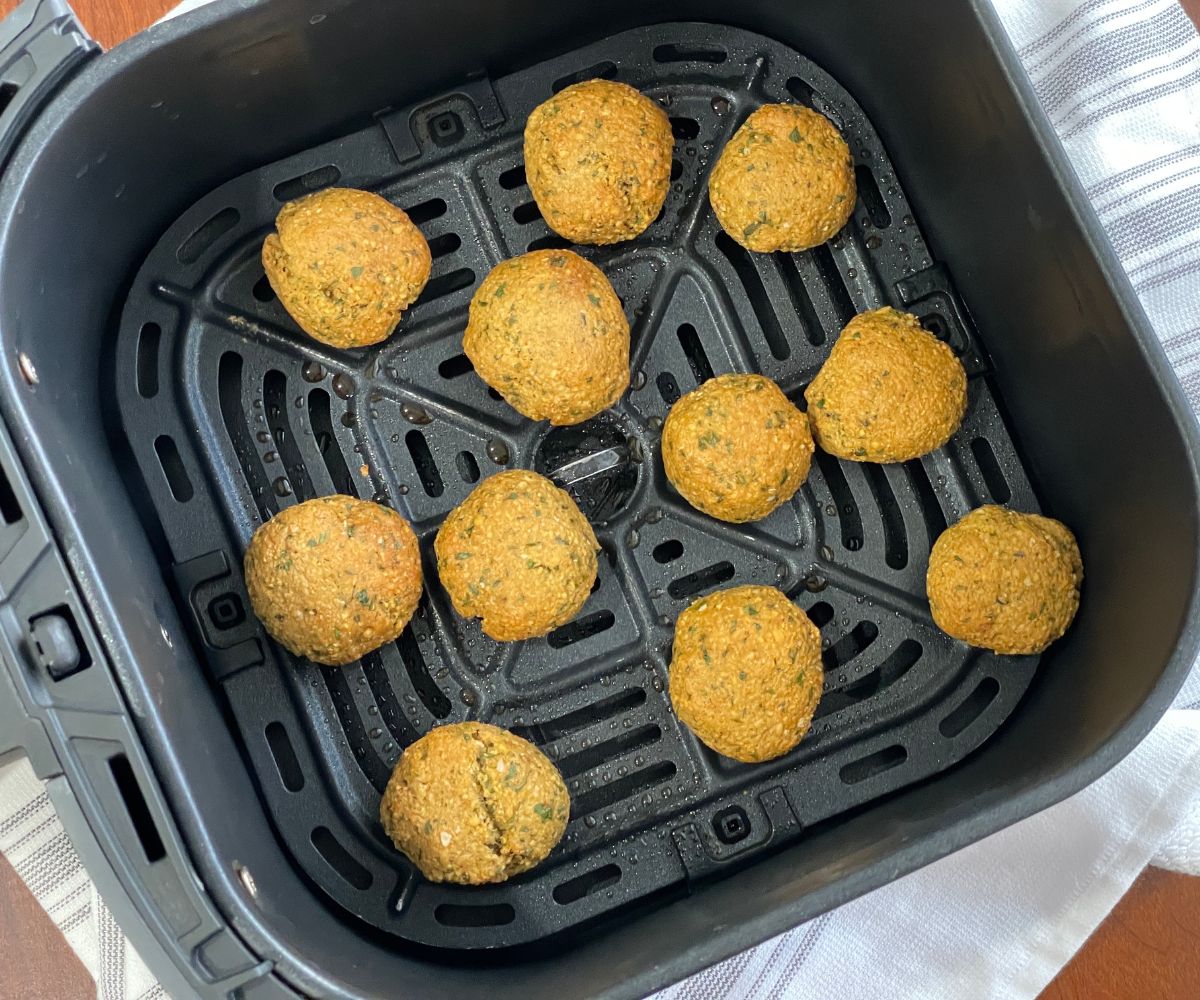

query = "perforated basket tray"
[114,21,1040,951]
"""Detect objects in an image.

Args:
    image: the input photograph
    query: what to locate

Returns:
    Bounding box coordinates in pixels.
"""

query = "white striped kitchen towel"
[3,1,1200,997]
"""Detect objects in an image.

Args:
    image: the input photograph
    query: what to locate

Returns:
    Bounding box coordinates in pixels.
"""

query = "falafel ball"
[380,722,570,884]
[708,104,855,253]
[435,470,599,641]
[524,79,673,245]
[244,496,423,666]
[261,187,431,349]
[805,307,967,463]
[464,250,630,426]
[669,585,823,763]
[661,373,814,523]
[926,505,1082,655]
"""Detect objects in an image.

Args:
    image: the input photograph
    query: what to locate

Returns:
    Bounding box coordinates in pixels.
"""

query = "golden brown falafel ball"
[805,307,967,463]
[464,250,630,426]
[661,373,814,523]
[262,187,431,349]
[244,496,422,666]
[524,79,673,245]
[669,585,823,763]
[435,470,599,642]
[380,722,570,884]
[708,104,855,253]
[927,505,1082,655]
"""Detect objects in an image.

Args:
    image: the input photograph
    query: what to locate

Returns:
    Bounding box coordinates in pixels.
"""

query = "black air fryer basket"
[0,1,1198,998]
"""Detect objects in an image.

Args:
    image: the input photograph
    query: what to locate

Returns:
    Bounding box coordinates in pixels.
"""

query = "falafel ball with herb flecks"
[380,722,570,884]
[243,496,422,666]
[463,249,630,426]
[804,307,967,463]
[708,103,855,253]
[435,470,599,642]
[669,585,823,763]
[661,373,814,523]
[927,505,1082,655]
[524,79,673,245]
[261,187,431,349]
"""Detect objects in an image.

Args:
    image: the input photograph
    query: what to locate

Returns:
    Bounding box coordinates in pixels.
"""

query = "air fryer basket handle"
[0,424,282,996]
[0,0,96,171]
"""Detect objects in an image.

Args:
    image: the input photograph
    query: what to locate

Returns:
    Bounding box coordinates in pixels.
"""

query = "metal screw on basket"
[17,352,38,385]
[235,863,259,900]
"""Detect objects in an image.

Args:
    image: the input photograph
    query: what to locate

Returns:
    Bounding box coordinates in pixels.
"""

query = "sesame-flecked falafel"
[524,79,673,245]
[244,496,423,666]
[379,722,570,884]
[435,470,599,642]
[464,250,630,426]
[661,373,814,523]
[805,307,967,463]
[708,104,855,253]
[927,505,1082,655]
[669,585,823,763]
[262,187,431,349]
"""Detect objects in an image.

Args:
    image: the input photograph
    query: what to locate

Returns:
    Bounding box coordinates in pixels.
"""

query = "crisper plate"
[114,22,1039,950]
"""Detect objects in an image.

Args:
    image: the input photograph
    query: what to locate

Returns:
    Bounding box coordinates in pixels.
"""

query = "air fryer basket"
[1,0,1198,997]
[114,22,1040,948]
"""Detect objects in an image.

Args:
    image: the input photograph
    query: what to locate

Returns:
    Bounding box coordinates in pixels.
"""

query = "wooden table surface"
[0,0,1198,997]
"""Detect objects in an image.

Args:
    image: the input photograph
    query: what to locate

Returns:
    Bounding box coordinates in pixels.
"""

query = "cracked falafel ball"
[524,79,673,245]
[464,250,630,426]
[669,585,823,763]
[379,722,570,884]
[926,505,1082,655]
[262,187,431,349]
[805,307,967,463]
[244,496,423,666]
[435,470,599,642]
[708,103,854,253]
[661,373,814,523]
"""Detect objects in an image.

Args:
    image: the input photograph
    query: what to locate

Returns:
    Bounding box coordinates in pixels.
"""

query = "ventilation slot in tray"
[397,624,452,718]
[136,322,161,398]
[405,197,447,225]
[177,207,239,265]
[656,372,681,405]
[823,621,879,670]
[840,744,906,784]
[677,323,715,383]
[816,639,922,718]
[653,42,726,63]
[435,902,516,927]
[360,650,421,747]
[940,677,1000,738]
[855,165,892,229]
[273,165,341,202]
[311,826,372,890]
[777,257,824,347]
[512,687,646,745]
[547,610,616,649]
[553,60,618,93]
[716,232,789,361]
[556,724,662,779]
[808,244,856,327]
[572,761,676,817]
[308,388,359,497]
[406,430,444,497]
[970,438,1011,504]
[154,435,194,503]
[265,721,305,792]
[863,465,907,569]
[815,452,863,552]
[667,560,735,599]
[554,863,622,904]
